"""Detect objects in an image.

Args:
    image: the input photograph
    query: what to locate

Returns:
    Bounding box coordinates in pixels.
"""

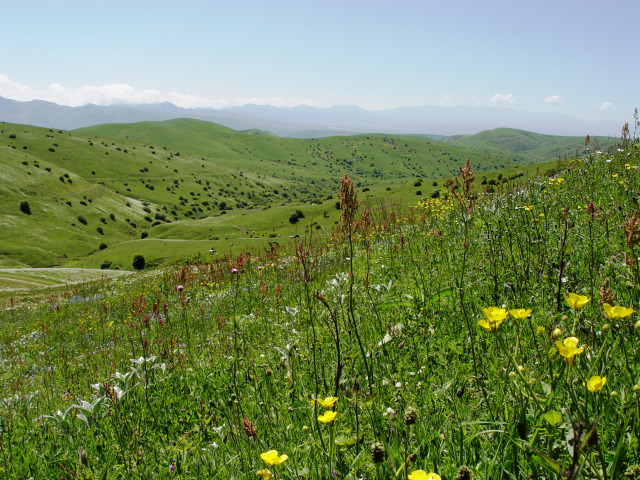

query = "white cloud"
[544,95,563,105]
[600,101,612,110]
[0,74,322,109]
[490,93,515,106]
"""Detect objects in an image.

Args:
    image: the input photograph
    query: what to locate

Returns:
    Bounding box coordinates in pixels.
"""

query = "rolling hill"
[0,119,617,270]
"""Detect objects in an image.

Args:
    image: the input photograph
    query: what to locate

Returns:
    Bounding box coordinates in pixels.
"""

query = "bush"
[77,215,88,225]
[96,227,104,235]
[288,213,300,224]
[132,254,146,270]
[19,201,31,215]
[140,231,148,239]
[99,260,113,269]
[98,242,108,250]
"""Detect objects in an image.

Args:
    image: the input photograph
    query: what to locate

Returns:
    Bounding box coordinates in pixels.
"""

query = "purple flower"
[176,285,184,291]
[169,464,176,472]
[231,268,238,274]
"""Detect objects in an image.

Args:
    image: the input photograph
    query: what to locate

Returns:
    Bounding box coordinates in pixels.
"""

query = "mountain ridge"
[0,96,624,137]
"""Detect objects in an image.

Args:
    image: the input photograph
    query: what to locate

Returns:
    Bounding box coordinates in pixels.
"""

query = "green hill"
[1,119,600,269]
[441,127,617,161]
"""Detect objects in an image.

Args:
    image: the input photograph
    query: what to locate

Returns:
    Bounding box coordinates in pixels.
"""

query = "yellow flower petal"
[317,396,338,408]
[317,410,337,423]
[509,308,532,319]
[564,293,590,309]
[260,450,288,466]
[256,469,273,480]
[408,471,441,480]
[586,376,607,393]
[555,337,585,361]
[603,303,634,319]
[483,307,508,322]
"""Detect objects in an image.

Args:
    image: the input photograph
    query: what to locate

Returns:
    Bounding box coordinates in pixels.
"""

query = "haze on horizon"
[1,0,638,125]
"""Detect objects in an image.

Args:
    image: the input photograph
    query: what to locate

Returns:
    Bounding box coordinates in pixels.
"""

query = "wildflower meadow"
[1,118,640,479]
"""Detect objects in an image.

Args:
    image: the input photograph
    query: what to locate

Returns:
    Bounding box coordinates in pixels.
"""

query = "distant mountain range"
[0,96,624,138]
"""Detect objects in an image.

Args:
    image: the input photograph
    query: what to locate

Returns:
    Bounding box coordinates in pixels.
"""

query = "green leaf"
[543,410,562,426]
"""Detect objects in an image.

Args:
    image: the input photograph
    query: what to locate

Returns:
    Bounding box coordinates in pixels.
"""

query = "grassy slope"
[441,127,617,162]
[1,120,601,271]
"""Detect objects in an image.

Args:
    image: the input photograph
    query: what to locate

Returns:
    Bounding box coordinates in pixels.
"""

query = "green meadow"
[0,116,637,479]
[0,119,614,280]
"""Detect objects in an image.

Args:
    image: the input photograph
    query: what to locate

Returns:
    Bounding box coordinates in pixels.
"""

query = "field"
[0,114,638,479]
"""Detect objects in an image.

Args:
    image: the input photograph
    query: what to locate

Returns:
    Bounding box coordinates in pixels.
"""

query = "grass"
[1,119,605,271]
[0,114,638,479]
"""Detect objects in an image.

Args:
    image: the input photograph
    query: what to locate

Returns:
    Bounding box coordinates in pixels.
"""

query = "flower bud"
[602,323,611,333]
[552,327,563,338]
[404,406,418,425]
[370,442,385,464]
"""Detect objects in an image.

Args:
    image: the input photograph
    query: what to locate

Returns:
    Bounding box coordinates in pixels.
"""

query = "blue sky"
[1,0,638,124]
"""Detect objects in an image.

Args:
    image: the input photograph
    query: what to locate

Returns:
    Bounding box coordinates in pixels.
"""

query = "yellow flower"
[256,469,273,480]
[564,293,590,309]
[408,470,441,480]
[317,396,338,408]
[318,410,338,423]
[479,307,508,331]
[260,450,288,466]
[555,337,585,363]
[603,303,634,319]
[586,376,607,393]
[509,308,532,319]
[483,307,508,322]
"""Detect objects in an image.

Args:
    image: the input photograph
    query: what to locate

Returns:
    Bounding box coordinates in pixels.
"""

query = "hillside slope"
[1,119,604,268]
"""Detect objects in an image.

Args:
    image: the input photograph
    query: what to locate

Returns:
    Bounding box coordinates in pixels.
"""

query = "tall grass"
[1,117,639,479]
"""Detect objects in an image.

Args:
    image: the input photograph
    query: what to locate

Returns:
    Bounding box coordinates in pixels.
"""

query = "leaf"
[543,410,562,427]
[428,287,455,304]
[524,444,562,475]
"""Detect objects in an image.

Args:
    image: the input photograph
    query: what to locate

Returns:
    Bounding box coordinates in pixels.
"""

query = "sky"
[0,0,638,124]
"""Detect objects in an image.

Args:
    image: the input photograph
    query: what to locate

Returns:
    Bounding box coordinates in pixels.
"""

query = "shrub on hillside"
[132,254,146,270]
[19,201,31,215]
[77,215,88,225]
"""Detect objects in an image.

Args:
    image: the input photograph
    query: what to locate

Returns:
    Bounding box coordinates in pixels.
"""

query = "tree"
[288,213,300,224]
[132,254,146,270]
[19,201,31,215]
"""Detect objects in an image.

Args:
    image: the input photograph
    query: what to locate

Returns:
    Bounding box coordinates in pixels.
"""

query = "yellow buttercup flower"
[483,307,508,322]
[555,337,585,363]
[260,450,288,466]
[564,293,590,309]
[256,469,273,480]
[603,303,634,319]
[317,410,337,423]
[317,396,338,408]
[479,307,508,331]
[407,470,441,480]
[509,308,532,319]
[586,375,607,393]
